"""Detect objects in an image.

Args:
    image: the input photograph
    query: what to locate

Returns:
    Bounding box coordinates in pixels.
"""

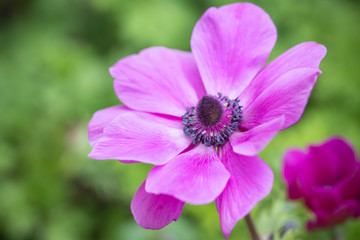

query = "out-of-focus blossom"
[283,137,360,230]
[88,2,326,238]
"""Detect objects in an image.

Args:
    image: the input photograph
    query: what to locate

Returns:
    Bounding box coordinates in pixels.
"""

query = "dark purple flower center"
[182,93,243,147]
[196,95,223,126]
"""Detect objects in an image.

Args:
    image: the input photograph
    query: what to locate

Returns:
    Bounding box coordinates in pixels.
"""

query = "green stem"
[245,214,260,240]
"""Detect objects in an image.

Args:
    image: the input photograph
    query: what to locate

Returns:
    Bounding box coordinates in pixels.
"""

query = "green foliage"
[272,229,302,240]
[0,0,359,239]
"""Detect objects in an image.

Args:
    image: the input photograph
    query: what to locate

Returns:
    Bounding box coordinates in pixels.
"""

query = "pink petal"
[145,145,230,205]
[88,105,129,147]
[242,68,322,130]
[307,200,360,230]
[317,137,358,180]
[309,148,346,187]
[110,47,206,117]
[337,163,360,201]
[230,116,284,156]
[191,3,277,98]
[131,181,184,230]
[303,164,360,212]
[283,138,360,212]
[282,149,308,199]
[88,111,191,165]
[305,185,341,212]
[241,42,326,106]
[216,143,274,239]
[241,42,326,129]
[284,145,344,210]
[297,139,357,190]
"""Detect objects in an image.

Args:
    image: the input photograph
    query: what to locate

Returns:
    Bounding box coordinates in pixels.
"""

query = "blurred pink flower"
[88,2,326,238]
[283,137,360,230]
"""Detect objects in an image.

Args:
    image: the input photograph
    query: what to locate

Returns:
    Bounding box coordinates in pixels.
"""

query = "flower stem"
[245,214,260,240]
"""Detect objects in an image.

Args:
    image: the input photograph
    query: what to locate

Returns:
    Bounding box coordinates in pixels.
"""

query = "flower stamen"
[182,92,243,147]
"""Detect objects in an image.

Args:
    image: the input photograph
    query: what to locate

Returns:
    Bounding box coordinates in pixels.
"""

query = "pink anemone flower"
[88,2,326,238]
[283,137,360,230]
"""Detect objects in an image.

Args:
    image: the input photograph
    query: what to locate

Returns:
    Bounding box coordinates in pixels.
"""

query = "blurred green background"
[1,0,359,239]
